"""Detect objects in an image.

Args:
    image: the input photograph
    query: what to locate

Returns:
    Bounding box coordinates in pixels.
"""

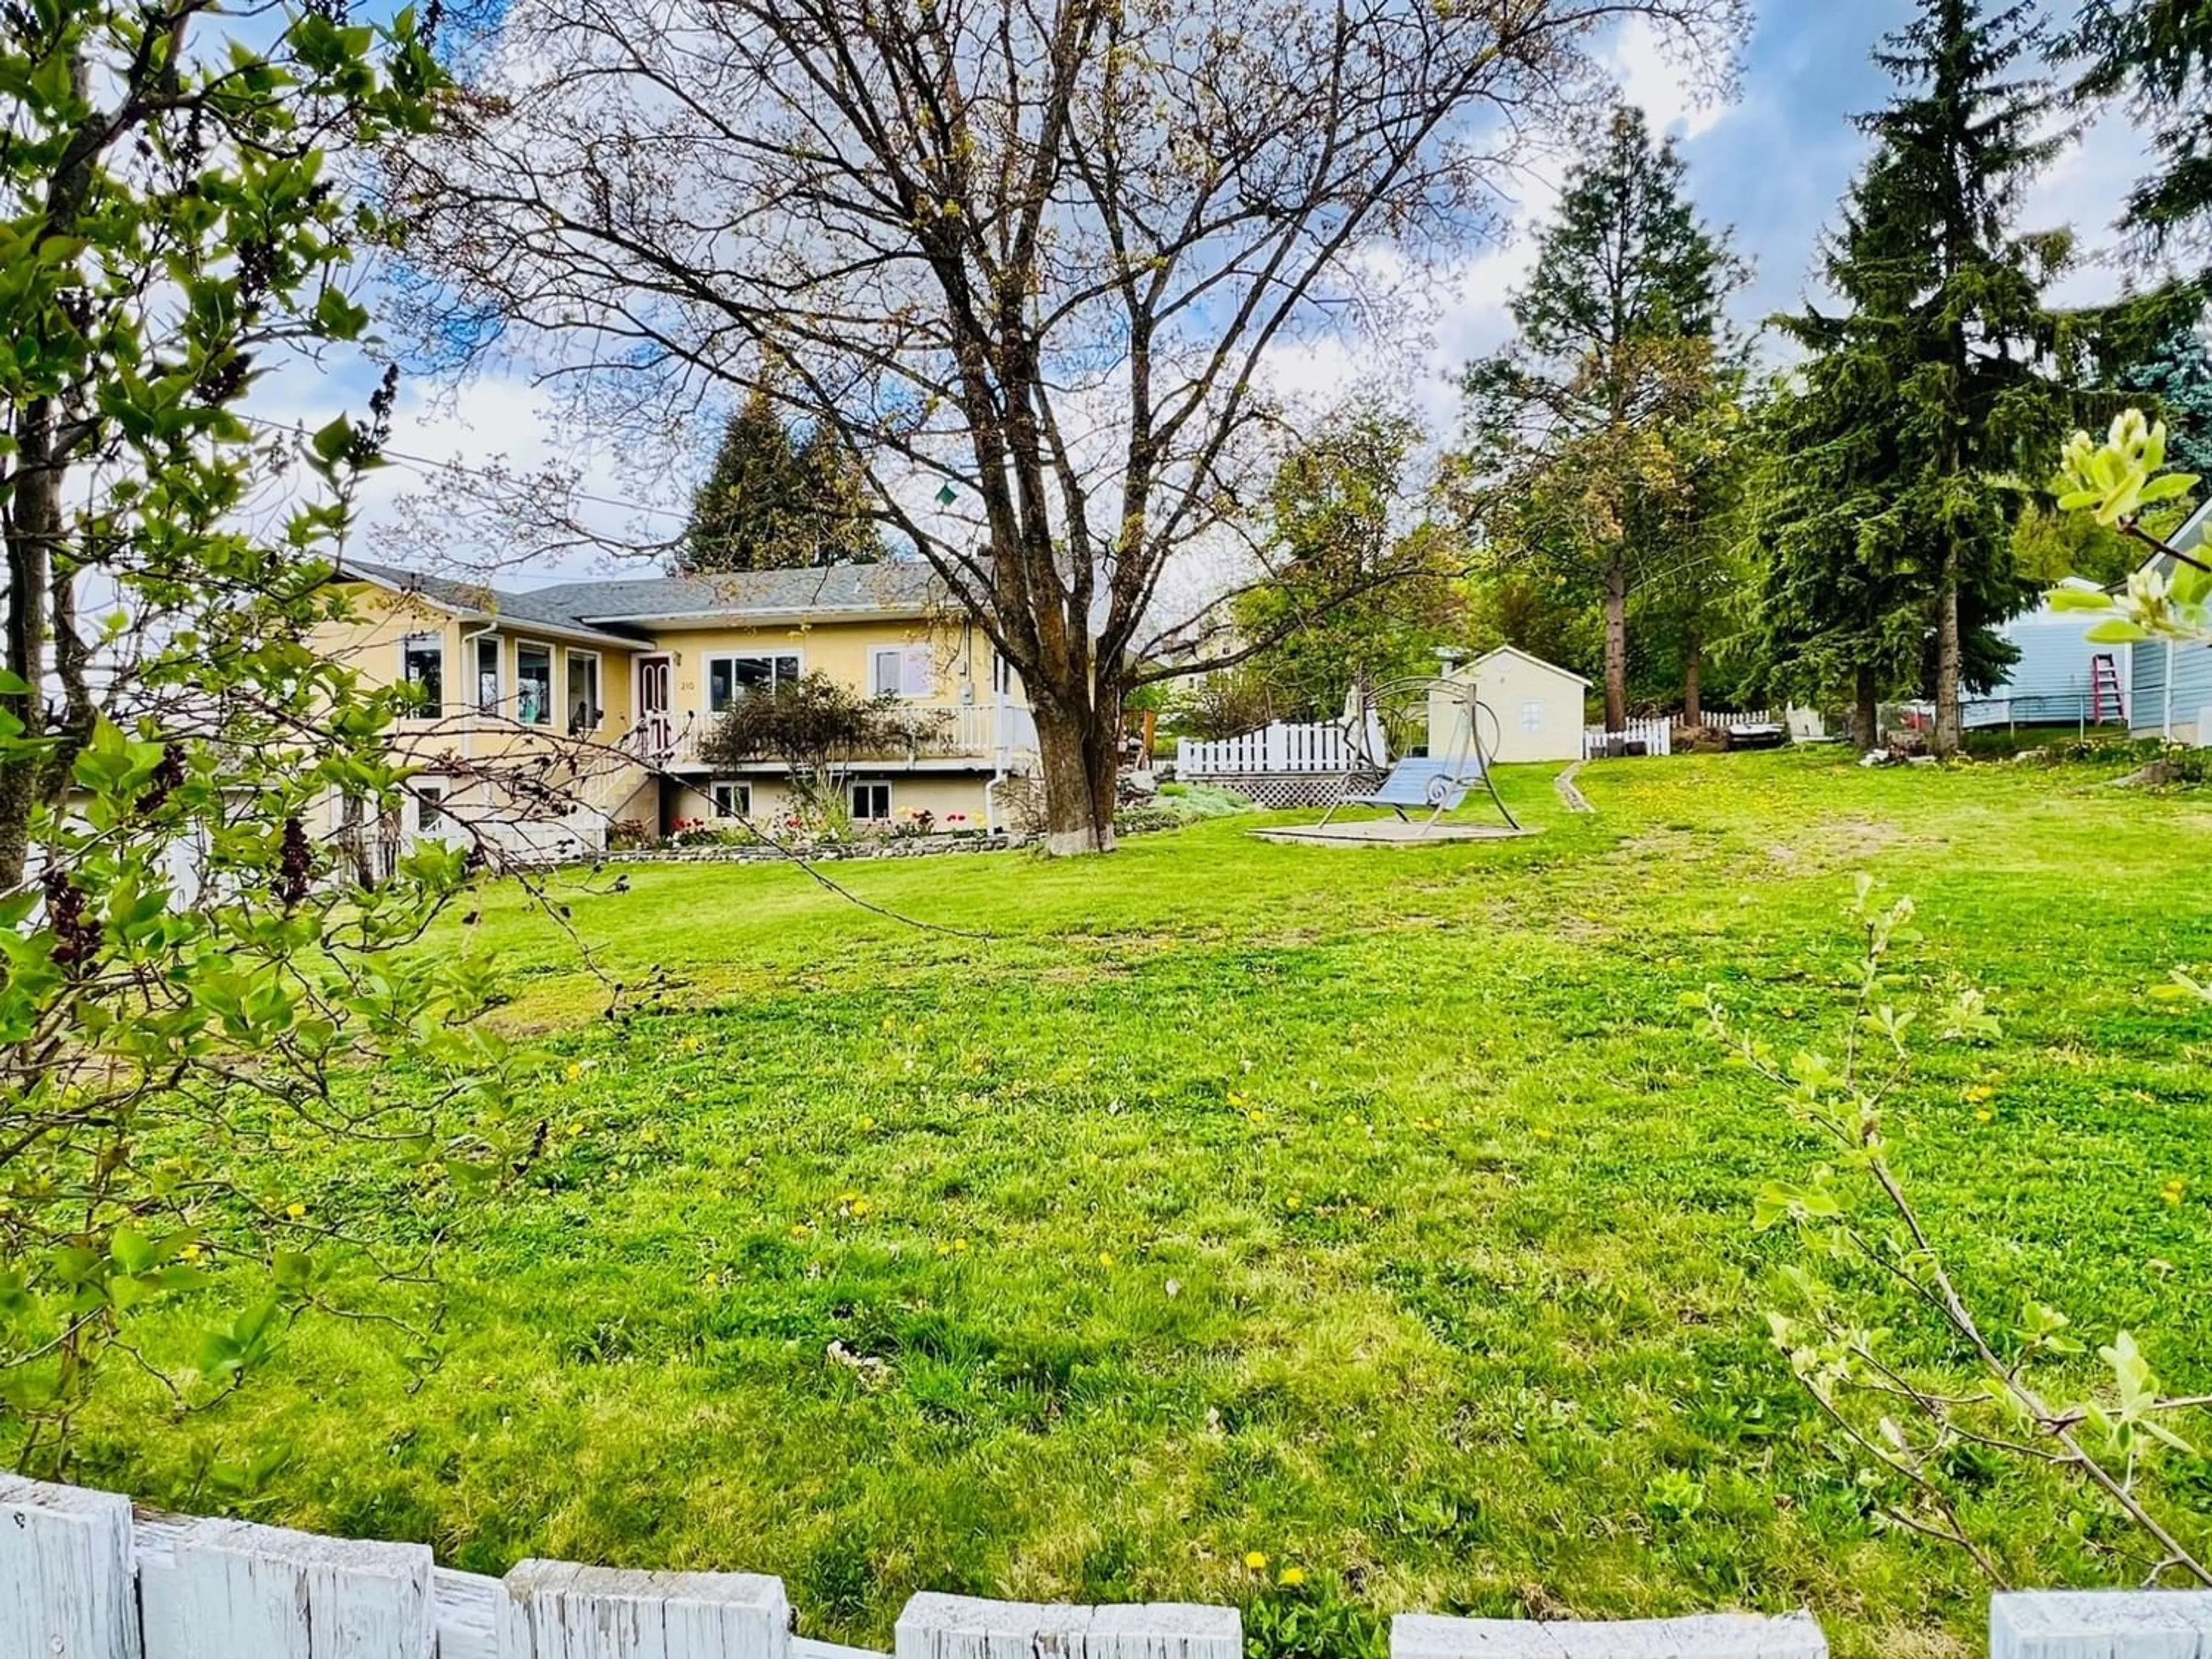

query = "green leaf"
[310,416,354,464]
[2045,588,2112,612]
[2084,619,2151,644]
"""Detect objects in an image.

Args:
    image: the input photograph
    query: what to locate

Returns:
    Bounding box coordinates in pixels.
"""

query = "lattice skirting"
[1192,770,1386,809]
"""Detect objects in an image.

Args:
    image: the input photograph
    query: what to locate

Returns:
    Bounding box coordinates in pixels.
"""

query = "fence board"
[1394,1611,1826,1658]
[136,1513,434,1659]
[496,1561,790,1659]
[0,1476,141,1659]
[1989,1590,2212,1658]
[895,1595,1239,1659]
[434,1568,502,1659]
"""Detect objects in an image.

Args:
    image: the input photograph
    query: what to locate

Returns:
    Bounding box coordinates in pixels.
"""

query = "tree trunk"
[1933,546,1961,757]
[1603,555,1628,733]
[1683,638,1702,726]
[1853,664,1880,752]
[0,396,61,892]
[1033,701,1118,857]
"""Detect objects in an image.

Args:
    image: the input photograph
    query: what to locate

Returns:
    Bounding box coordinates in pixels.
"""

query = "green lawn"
[70,752,2212,1658]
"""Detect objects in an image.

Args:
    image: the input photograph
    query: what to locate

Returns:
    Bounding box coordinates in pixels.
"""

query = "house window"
[710,781,750,819]
[416,782,446,832]
[567,650,602,735]
[870,645,933,699]
[850,781,891,821]
[399,633,444,713]
[1520,700,1544,732]
[707,652,801,713]
[990,651,1012,696]
[516,643,554,725]
[474,635,501,715]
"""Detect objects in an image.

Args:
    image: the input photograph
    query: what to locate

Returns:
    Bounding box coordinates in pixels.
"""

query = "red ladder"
[2090,653,2124,726]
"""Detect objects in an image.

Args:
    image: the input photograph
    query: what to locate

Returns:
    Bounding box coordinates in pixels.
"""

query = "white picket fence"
[1581,717,1677,758]
[1,1475,2207,1659]
[1580,709,1789,760]
[1177,720,1374,777]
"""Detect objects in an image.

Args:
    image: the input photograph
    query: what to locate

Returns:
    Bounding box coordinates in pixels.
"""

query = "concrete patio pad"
[1249,820,1536,847]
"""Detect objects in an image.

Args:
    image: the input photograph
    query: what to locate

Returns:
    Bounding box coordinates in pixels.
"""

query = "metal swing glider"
[1313,675,1519,838]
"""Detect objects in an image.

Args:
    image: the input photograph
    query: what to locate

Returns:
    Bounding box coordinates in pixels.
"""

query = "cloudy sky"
[271,0,2166,587]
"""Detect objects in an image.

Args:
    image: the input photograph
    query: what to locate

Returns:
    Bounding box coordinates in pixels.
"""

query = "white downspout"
[984,657,1010,836]
[2164,641,2175,739]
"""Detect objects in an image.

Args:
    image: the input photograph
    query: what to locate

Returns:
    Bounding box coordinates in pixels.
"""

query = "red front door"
[638,656,673,759]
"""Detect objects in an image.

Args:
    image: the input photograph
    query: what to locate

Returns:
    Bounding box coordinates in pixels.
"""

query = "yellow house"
[310,559,1039,858]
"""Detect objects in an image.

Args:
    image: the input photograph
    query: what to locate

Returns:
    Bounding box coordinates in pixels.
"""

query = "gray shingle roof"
[336,559,952,640]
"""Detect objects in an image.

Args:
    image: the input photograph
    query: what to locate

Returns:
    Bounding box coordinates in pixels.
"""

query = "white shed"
[1429,646,1589,765]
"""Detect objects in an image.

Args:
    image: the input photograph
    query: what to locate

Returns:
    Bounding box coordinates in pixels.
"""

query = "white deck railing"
[634,702,1040,771]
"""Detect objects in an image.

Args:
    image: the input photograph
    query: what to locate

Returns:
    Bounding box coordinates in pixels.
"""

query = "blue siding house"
[1975,578,2121,727]
[2130,499,2212,745]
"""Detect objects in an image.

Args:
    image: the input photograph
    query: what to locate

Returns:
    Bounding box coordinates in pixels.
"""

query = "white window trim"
[514,638,558,728]
[472,632,503,718]
[566,648,603,736]
[849,779,893,821]
[397,631,445,718]
[416,781,447,833]
[703,649,804,715]
[709,780,751,819]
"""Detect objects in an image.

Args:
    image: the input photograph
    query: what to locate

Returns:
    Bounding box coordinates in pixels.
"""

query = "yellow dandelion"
[1532,1127,1554,1142]
[858,1115,878,1132]
[563,1061,584,1082]
[952,1237,969,1253]
[1277,1567,1306,1588]
[790,1222,812,1239]
[1243,1551,1268,1571]
[285,1202,306,1219]
[1284,1195,1301,1211]
[1099,1251,1116,1268]
[1974,1108,1993,1124]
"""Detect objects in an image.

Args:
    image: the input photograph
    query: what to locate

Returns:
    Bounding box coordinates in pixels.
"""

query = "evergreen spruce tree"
[680,389,884,573]
[1755,0,2087,753]
[1460,105,1744,730]
[2120,321,2212,478]
[2064,0,2212,260]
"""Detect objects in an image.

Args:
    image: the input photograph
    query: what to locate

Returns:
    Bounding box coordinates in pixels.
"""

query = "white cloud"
[1607,14,1733,142]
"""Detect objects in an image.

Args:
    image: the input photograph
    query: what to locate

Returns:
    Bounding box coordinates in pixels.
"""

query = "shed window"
[1520,700,1544,732]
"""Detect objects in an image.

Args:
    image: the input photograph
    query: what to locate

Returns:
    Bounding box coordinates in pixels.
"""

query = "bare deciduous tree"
[394,0,1744,851]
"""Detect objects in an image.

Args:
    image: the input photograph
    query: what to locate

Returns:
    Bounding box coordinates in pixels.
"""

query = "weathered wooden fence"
[7,1476,2212,1658]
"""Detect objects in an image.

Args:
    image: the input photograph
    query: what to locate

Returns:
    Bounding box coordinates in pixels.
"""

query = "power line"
[237,411,691,520]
